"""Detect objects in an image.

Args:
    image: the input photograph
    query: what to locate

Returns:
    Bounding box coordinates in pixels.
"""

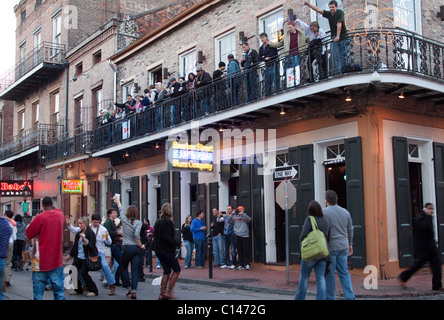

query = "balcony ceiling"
[0,63,65,101]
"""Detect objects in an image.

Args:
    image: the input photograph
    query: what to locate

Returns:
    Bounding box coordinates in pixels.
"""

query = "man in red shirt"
[26,196,66,300]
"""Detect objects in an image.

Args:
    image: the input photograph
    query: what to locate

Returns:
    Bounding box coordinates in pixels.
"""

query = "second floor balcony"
[0,124,64,166]
[0,42,66,101]
[32,28,444,165]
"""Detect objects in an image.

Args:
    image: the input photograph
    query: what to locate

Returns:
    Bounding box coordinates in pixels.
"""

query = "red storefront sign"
[0,180,33,197]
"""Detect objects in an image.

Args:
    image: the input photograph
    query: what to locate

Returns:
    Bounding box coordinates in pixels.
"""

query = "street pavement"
[3,257,444,301]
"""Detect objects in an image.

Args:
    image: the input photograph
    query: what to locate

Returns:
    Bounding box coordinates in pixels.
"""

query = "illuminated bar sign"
[62,180,83,194]
[167,141,214,172]
[0,180,33,197]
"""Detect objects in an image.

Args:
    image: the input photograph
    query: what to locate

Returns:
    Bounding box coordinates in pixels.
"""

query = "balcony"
[40,130,93,165]
[44,28,444,163]
[0,124,64,166]
[0,42,66,101]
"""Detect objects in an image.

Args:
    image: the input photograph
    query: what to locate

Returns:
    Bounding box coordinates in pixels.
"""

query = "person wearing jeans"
[26,197,66,300]
[114,195,146,299]
[32,266,66,300]
[294,200,330,300]
[181,215,194,269]
[211,208,225,267]
[191,210,207,268]
[325,249,355,300]
[0,215,12,301]
[322,190,355,300]
[223,205,236,268]
[227,206,252,270]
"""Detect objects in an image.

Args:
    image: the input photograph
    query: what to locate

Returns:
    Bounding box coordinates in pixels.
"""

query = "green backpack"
[300,216,329,261]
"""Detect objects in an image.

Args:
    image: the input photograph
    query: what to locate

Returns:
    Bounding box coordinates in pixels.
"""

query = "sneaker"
[185,265,189,269]
[86,292,97,297]
[220,265,228,269]
[246,265,250,271]
[236,266,244,271]
[229,265,236,269]
[156,265,161,269]
[69,291,79,295]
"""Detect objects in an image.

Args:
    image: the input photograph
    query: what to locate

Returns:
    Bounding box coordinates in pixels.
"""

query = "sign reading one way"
[273,165,300,181]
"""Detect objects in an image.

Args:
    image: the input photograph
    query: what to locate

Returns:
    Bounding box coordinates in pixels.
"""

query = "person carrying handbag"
[294,200,330,300]
[65,216,99,297]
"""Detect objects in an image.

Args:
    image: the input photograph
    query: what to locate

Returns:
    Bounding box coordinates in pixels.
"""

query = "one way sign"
[273,165,300,181]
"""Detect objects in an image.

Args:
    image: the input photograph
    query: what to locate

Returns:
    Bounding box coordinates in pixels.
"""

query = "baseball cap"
[237,206,244,211]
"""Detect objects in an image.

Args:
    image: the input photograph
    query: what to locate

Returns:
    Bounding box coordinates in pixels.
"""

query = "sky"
[0,1,21,77]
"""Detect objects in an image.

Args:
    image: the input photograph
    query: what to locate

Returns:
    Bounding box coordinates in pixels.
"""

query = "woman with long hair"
[181,215,194,269]
[113,195,145,299]
[64,216,99,297]
[294,200,330,300]
[154,203,181,300]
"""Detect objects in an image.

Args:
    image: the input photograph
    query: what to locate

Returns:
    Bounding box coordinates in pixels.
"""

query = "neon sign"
[167,141,214,172]
[62,180,83,194]
[0,180,33,197]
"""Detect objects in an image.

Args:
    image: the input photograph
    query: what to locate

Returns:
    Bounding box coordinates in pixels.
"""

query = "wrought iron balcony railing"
[0,42,66,95]
[40,131,93,164]
[40,28,444,162]
[0,124,65,162]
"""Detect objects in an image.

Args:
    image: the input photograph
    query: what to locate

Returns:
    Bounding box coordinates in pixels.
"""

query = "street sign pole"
[285,178,289,285]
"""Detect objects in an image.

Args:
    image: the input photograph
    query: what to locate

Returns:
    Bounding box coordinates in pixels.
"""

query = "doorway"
[409,162,423,259]
[324,160,347,209]
[274,181,286,262]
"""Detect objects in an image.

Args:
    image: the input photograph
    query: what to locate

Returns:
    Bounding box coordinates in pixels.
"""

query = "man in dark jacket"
[259,33,279,96]
[0,215,12,301]
[241,42,259,102]
[398,203,443,291]
[196,66,212,116]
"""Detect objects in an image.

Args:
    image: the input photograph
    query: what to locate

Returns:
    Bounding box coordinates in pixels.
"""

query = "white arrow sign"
[273,165,299,181]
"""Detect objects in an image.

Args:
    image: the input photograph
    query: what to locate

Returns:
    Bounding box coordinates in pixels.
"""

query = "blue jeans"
[223,233,236,266]
[121,245,143,293]
[264,64,280,96]
[0,258,5,300]
[99,252,116,286]
[194,238,206,267]
[284,55,299,87]
[294,259,327,300]
[32,266,66,300]
[326,249,355,300]
[212,235,225,265]
[332,38,350,74]
[183,240,194,267]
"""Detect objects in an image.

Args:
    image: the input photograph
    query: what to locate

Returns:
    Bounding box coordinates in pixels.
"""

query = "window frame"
[258,7,284,46]
[214,30,236,70]
[179,48,197,78]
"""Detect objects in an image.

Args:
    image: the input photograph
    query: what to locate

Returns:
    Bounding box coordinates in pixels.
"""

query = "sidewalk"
[142,259,444,299]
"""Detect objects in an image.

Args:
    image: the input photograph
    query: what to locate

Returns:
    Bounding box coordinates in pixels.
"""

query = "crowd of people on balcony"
[96,1,348,130]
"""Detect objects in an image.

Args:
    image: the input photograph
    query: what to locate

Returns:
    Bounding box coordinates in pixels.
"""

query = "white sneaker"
[86,292,97,297]
[220,265,228,269]
[229,265,236,269]
[246,265,250,271]
[236,266,244,271]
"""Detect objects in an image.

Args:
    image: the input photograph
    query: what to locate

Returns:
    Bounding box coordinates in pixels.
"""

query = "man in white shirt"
[66,213,116,295]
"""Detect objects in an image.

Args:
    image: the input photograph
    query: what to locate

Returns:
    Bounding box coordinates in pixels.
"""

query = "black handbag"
[84,228,102,271]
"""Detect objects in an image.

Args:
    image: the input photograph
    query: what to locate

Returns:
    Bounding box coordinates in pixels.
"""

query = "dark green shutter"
[209,182,219,212]
[288,144,314,263]
[160,171,170,206]
[197,183,206,213]
[172,172,181,244]
[220,161,231,181]
[252,154,265,262]
[110,179,121,209]
[239,159,252,215]
[433,143,444,260]
[130,176,139,212]
[393,136,414,267]
[141,175,148,220]
[190,173,198,217]
[345,137,366,268]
